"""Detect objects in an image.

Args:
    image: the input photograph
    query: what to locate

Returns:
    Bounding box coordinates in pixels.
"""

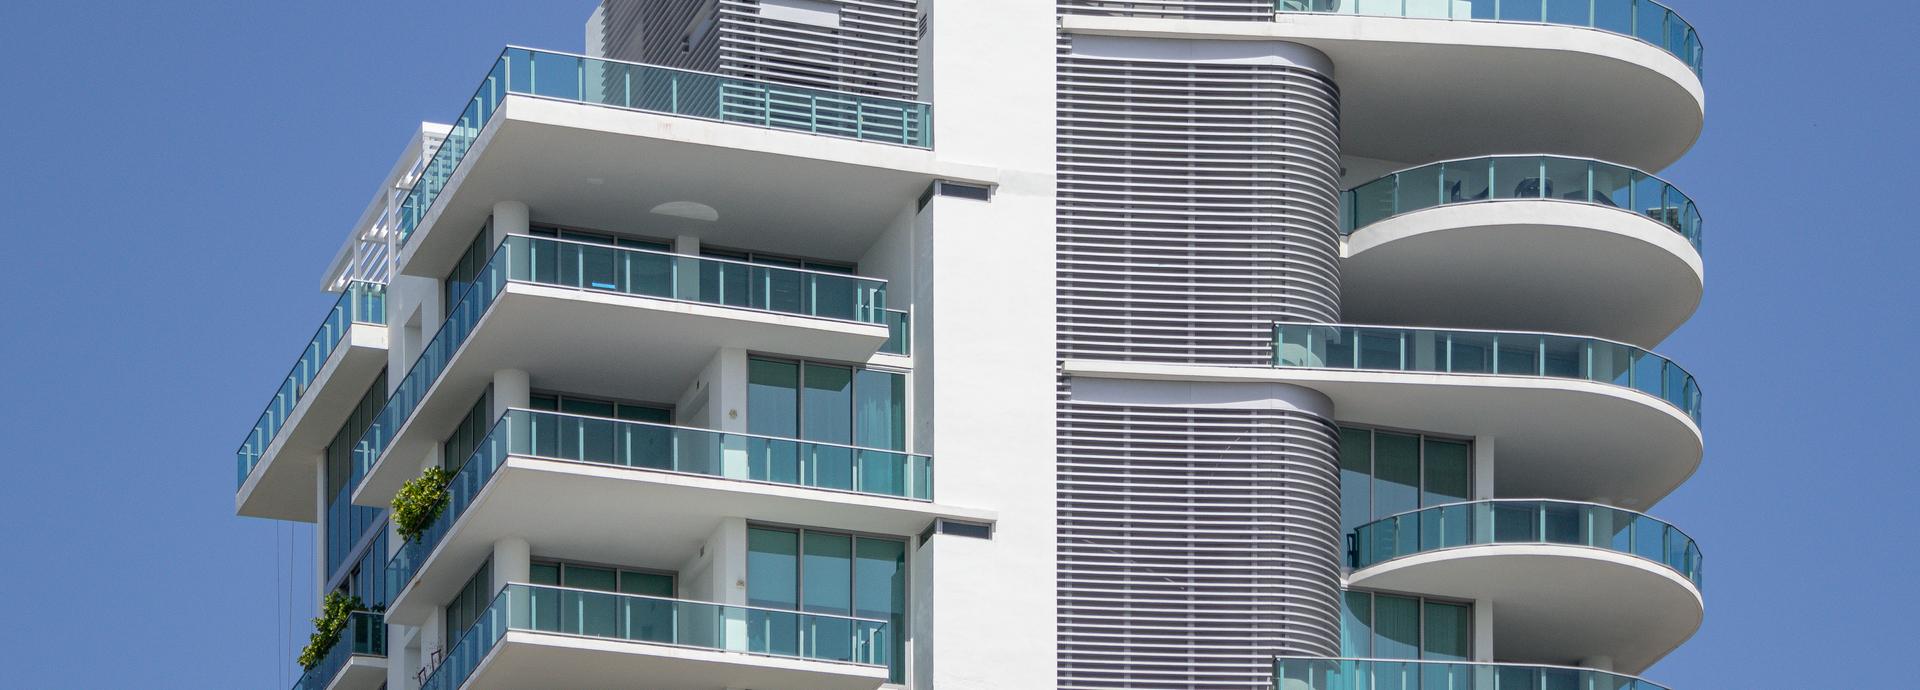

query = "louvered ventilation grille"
[719,0,922,100]
[1057,395,1344,688]
[1057,47,1343,366]
[1059,0,1278,21]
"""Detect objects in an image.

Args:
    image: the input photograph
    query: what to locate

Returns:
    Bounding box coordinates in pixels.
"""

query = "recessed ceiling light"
[650,201,719,222]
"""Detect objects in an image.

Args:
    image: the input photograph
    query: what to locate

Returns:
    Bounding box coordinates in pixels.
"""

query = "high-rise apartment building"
[232,1,1707,688]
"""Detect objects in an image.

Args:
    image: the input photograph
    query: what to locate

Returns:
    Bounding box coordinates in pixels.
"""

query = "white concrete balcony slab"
[384,47,993,283]
[1066,324,1702,509]
[1059,9,1705,172]
[1348,501,1704,673]
[381,409,988,628]
[417,585,894,690]
[1341,156,1703,348]
[351,235,897,507]
[235,283,388,521]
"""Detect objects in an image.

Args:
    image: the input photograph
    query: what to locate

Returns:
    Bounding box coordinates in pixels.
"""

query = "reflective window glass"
[1374,433,1420,519]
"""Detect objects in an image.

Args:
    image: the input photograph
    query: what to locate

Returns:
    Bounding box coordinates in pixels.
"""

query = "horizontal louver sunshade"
[720,0,922,101]
[1058,395,1344,688]
[1058,42,1343,366]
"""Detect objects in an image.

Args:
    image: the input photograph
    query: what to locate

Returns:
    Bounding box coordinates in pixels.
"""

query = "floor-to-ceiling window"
[525,559,676,640]
[1341,590,1472,662]
[746,525,906,681]
[325,370,387,580]
[746,357,907,493]
[1339,426,1473,535]
[445,558,493,644]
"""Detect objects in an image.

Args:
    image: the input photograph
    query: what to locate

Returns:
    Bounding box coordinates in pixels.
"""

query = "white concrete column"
[1411,330,1439,370]
[492,368,530,420]
[491,200,530,248]
[420,608,446,679]
[1580,655,1615,672]
[491,537,531,593]
[711,518,750,651]
[674,235,703,301]
[1473,436,1496,500]
[713,350,751,478]
[1473,599,1494,662]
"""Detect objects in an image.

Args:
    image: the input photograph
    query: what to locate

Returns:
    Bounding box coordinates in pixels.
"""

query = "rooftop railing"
[1273,323,1701,424]
[1274,657,1673,690]
[1343,155,1703,251]
[420,583,890,690]
[1276,0,1703,76]
[1351,499,1703,588]
[235,282,386,489]
[351,235,889,491]
[387,409,931,598]
[394,46,932,248]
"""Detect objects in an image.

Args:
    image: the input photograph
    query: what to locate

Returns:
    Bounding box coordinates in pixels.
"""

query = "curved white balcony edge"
[1059,13,1703,171]
[1343,201,1703,348]
[1062,359,1701,509]
[1348,543,1702,673]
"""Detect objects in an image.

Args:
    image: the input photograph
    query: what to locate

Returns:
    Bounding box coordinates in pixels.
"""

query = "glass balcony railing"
[235,281,387,489]
[1276,0,1703,76]
[1274,657,1673,690]
[388,409,931,597]
[881,309,911,356]
[394,47,932,249]
[293,611,386,690]
[422,583,890,690]
[351,235,889,490]
[1273,323,1702,424]
[1350,499,1704,588]
[1343,155,1703,250]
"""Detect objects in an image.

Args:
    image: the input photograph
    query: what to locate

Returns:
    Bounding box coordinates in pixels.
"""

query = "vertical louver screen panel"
[1057,396,1344,688]
[1058,44,1343,366]
[1058,0,1278,21]
[719,0,922,101]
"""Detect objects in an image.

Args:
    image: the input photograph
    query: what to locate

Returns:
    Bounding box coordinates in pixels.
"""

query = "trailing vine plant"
[298,591,365,671]
[392,466,452,543]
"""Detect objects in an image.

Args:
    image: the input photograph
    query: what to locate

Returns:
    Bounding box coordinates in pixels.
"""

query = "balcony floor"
[353,282,891,506]
[463,630,888,690]
[384,455,992,627]
[396,95,996,281]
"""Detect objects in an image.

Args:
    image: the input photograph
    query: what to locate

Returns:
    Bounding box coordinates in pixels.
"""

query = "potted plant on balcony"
[392,466,451,543]
[297,591,366,671]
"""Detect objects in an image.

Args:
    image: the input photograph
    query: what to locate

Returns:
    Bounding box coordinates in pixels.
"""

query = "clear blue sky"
[0,1,1911,687]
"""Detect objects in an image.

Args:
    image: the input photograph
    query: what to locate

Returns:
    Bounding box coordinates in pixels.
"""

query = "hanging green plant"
[297,591,365,671]
[392,466,452,543]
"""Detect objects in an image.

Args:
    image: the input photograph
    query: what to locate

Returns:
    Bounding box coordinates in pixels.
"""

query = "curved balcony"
[351,234,895,505]
[1275,323,1699,423]
[1351,500,1702,586]
[1278,0,1703,76]
[1345,500,1702,672]
[235,282,387,521]
[422,583,890,690]
[1266,323,1699,506]
[1340,156,1702,347]
[293,611,386,690]
[1061,1,1705,169]
[383,409,974,628]
[1275,657,1672,690]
